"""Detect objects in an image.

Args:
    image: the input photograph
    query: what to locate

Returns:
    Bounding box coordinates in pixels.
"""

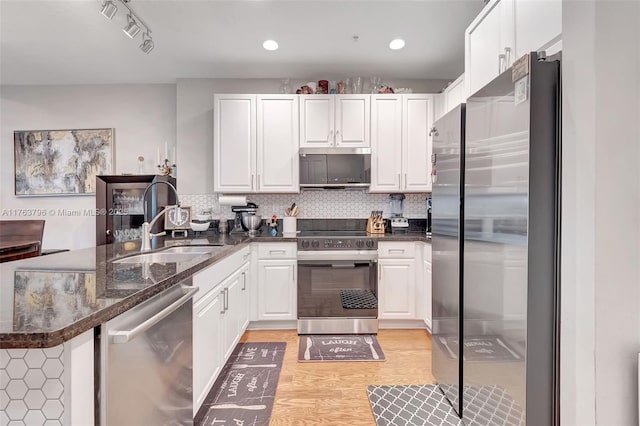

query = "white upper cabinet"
[370,94,433,193]
[370,94,403,192]
[214,94,256,193]
[514,0,561,60]
[214,94,299,193]
[300,95,370,148]
[439,74,465,120]
[465,0,514,98]
[256,95,300,192]
[465,0,561,98]
[403,94,433,192]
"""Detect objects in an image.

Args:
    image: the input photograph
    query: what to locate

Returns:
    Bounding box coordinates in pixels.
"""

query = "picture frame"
[14,128,114,196]
[164,206,191,230]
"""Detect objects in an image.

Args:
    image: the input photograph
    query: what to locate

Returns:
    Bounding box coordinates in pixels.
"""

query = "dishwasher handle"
[110,286,199,344]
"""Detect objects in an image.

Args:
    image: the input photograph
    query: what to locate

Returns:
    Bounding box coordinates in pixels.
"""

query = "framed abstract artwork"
[14,128,114,196]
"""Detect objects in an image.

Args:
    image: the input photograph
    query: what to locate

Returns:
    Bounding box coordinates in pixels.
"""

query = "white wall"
[0,84,176,250]
[561,1,640,425]
[176,78,448,195]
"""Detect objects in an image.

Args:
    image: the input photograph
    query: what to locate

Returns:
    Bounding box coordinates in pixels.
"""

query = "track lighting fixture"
[100,0,154,53]
[123,15,140,38]
[139,33,154,54]
[100,1,117,20]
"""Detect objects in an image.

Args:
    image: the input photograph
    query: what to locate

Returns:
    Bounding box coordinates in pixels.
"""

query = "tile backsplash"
[180,191,429,220]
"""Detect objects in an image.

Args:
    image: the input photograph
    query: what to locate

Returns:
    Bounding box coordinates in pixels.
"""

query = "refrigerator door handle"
[499,53,506,73]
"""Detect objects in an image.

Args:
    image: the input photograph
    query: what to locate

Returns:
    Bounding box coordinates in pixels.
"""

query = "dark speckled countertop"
[0,231,428,349]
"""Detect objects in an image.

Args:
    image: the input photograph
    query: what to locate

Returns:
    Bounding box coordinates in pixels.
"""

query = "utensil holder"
[283,217,297,235]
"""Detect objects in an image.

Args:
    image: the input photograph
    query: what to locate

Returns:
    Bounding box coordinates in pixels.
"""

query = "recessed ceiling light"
[389,39,406,50]
[263,40,279,51]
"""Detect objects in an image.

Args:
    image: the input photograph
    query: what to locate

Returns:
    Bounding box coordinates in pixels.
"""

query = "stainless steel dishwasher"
[100,281,198,426]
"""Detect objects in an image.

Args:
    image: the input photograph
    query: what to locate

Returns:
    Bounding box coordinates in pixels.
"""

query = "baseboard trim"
[247,320,297,330]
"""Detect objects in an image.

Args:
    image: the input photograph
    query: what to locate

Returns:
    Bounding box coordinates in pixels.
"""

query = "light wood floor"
[239,329,436,425]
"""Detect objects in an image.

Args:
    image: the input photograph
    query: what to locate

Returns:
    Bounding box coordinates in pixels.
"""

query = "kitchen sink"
[160,245,223,254]
[112,246,221,264]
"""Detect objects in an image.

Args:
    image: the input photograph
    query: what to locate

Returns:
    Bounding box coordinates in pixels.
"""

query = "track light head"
[100,1,117,20]
[139,34,154,54]
[123,15,140,38]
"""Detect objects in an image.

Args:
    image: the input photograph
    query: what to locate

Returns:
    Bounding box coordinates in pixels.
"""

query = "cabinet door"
[300,95,334,147]
[465,0,508,97]
[239,262,251,331]
[193,286,222,415]
[257,260,296,320]
[335,95,370,147]
[221,272,242,360]
[257,95,300,192]
[424,254,432,331]
[378,259,416,319]
[444,74,465,114]
[514,0,561,59]
[370,95,402,192]
[214,94,256,193]
[402,94,433,192]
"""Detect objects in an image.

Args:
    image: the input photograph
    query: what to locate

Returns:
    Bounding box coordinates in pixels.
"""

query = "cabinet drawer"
[378,242,415,259]
[257,243,297,259]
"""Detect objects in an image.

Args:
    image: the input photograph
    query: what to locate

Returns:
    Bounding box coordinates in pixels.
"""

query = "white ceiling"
[0,0,484,85]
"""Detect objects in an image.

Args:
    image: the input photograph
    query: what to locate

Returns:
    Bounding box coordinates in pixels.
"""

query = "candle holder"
[157,158,176,177]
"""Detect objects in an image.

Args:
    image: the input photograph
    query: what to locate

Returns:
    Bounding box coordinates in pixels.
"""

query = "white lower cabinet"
[378,258,416,319]
[420,243,433,331]
[193,284,223,412]
[257,260,297,320]
[378,242,417,319]
[256,242,297,321]
[192,247,251,415]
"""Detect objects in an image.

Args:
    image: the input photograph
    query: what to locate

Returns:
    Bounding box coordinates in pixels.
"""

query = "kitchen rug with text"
[298,335,385,362]
[194,342,286,426]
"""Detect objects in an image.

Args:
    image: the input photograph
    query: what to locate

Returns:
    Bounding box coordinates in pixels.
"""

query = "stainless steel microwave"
[299,147,371,189]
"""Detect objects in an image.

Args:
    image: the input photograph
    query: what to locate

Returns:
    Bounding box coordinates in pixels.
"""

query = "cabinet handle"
[397,173,401,188]
[328,130,333,144]
[106,229,111,236]
[504,47,511,68]
[224,288,229,311]
[389,249,405,254]
[269,250,286,255]
[242,271,246,291]
[404,173,407,189]
[220,289,226,314]
[335,130,341,145]
[498,54,506,73]
[251,174,255,190]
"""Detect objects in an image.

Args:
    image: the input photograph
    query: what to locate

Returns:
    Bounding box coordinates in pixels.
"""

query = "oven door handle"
[297,260,376,267]
[297,251,378,263]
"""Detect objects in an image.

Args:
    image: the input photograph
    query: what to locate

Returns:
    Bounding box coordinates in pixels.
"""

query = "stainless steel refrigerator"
[431,51,561,426]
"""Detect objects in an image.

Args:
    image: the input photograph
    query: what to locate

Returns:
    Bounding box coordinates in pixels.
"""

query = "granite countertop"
[0,230,429,349]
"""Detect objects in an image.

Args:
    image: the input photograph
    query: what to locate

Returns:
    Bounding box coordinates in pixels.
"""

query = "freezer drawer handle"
[109,286,199,344]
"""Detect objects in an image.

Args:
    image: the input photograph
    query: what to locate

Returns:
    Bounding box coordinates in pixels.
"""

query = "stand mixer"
[230,202,260,234]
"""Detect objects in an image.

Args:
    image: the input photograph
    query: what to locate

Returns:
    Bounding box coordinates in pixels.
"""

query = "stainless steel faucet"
[140,181,180,252]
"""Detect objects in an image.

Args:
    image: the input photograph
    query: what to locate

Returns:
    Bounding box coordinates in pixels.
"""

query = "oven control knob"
[366,240,375,248]
[301,240,310,249]
[356,240,365,248]
[311,240,320,248]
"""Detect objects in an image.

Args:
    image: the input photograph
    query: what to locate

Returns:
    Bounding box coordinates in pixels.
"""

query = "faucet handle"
[150,231,166,238]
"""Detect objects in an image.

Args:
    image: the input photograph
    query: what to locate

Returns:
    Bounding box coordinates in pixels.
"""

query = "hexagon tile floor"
[1,346,65,426]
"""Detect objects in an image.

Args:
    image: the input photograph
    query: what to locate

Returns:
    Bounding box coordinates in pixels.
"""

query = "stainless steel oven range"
[297,231,378,334]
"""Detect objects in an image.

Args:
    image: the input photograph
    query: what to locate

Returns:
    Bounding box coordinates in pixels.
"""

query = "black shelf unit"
[96,175,177,245]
